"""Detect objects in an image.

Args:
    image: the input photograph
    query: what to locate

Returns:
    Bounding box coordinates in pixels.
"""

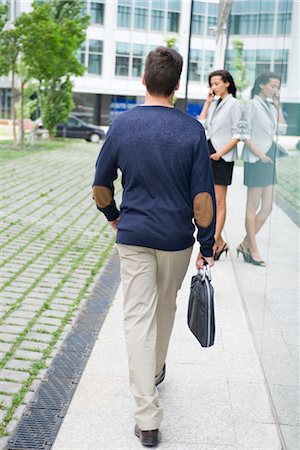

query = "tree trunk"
[20,79,24,149]
[12,68,17,146]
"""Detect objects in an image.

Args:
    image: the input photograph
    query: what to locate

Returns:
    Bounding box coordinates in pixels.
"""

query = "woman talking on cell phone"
[198,70,243,261]
[238,72,287,266]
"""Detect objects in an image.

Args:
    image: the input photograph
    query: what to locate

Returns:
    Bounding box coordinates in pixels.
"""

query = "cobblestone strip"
[0,189,97,274]
[0,141,122,443]
[0,152,94,222]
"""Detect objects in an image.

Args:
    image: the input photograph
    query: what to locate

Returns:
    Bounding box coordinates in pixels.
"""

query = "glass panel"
[151,9,164,31]
[132,57,143,77]
[134,7,148,29]
[151,0,165,9]
[133,44,145,56]
[168,0,181,12]
[115,56,129,76]
[116,42,130,55]
[192,14,205,35]
[167,11,179,32]
[135,0,149,7]
[208,2,218,16]
[277,12,292,34]
[89,40,103,53]
[90,2,104,24]
[88,54,102,74]
[258,13,274,34]
[193,1,206,15]
[225,3,299,449]
[207,15,217,35]
[117,5,132,27]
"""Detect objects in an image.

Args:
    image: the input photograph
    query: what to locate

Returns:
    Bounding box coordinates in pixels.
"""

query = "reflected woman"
[198,70,243,260]
[238,72,287,266]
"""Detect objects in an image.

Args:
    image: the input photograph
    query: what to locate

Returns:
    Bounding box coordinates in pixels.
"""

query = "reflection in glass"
[240,72,287,265]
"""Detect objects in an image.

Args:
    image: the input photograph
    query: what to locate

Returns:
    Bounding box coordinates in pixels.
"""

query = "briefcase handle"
[197,262,212,281]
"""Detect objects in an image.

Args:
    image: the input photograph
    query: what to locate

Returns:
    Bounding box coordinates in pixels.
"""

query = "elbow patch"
[93,186,113,208]
[194,192,214,228]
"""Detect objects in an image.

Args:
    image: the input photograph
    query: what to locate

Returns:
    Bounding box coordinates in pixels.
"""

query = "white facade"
[1,0,299,130]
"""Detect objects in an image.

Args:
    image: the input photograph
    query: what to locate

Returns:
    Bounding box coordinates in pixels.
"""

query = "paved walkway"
[51,246,282,449]
[52,165,299,449]
[1,145,298,449]
[0,142,120,445]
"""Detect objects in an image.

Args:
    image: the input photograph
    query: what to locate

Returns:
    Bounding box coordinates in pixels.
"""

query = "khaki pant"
[117,244,192,431]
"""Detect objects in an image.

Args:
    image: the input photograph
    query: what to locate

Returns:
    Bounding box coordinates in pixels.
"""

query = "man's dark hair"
[208,69,237,97]
[144,46,183,97]
[250,72,281,98]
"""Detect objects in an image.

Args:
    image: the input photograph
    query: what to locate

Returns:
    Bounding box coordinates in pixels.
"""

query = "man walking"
[93,46,215,447]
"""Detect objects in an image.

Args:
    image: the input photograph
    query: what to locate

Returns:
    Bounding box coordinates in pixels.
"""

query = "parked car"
[56,115,105,143]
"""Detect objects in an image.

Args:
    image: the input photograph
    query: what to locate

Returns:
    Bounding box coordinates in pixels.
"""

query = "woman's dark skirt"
[244,143,278,187]
[208,139,234,186]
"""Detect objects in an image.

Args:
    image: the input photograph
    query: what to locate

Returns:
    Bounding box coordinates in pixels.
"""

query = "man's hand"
[109,218,120,230]
[196,252,214,270]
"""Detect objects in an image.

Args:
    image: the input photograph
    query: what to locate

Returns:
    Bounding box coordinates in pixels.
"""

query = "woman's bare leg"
[214,184,228,252]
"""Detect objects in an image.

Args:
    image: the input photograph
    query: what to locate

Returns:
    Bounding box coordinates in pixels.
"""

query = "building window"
[192,1,205,35]
[207,15,217,36]
[134,7,148,29]
[117,0,180,32]
[115,42,147,78]
[151,9,164,31]
[167,11,179,32]
[192,14,205,35]
[90,0,105,24]
[132,44,145,78]
[277,12,292,35]
[258,13,274,34]
[117,5,132,28]
[189,49,215,83]
[115,43,131,76]
[79,42,86,67]
[192,1,218,36]
[274,49,289,84]
[189,50,202,82]
[203,50,215,80]
[88,40,103,74]
[79,40,103,75]
[0,88,12,119]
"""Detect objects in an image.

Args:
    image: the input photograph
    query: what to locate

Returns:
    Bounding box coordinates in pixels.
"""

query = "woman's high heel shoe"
[248,251,266,267]
[214,243,229,261]
[237,243,250,262]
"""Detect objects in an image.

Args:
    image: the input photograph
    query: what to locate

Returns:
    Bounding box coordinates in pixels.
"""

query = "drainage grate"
[6,250,120,450]
[6,409,63,450]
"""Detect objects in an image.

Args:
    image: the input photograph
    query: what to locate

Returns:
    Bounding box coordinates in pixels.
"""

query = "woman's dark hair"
[250,72,281,98]
[208,70,237,97]
[144,46,183,97]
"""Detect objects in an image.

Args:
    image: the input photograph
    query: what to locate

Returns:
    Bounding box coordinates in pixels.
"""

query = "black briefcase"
[187,264,215,347]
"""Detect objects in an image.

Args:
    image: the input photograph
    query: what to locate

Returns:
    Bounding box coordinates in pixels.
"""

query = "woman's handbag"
[187,264,215,347]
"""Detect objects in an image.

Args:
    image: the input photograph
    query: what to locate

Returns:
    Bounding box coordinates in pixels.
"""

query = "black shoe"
[155,364,166,387]
[134,424,159,447]
[214,243,229,261]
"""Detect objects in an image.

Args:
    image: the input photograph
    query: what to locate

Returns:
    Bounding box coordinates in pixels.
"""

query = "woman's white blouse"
[241,95,288,163]
[198,94,244,162]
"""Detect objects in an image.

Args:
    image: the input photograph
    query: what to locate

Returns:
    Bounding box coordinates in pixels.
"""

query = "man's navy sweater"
[93,105,216,257]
